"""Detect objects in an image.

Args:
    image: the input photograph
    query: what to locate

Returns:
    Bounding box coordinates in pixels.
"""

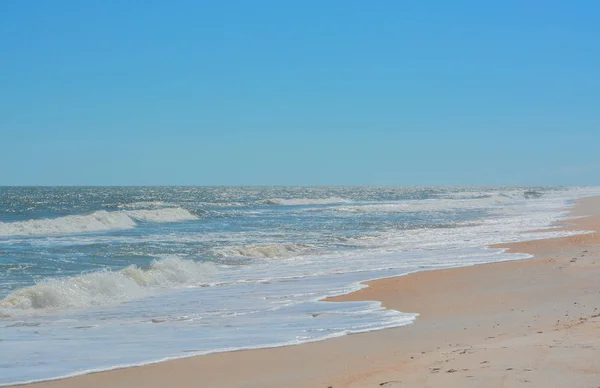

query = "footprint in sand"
[379,381,402,386]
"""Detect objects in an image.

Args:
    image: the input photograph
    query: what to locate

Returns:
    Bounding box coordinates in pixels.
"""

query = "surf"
[0,256,215,310]
[0,207,199,237]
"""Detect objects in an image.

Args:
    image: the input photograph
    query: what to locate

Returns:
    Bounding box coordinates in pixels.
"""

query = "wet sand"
[17,196,600,387]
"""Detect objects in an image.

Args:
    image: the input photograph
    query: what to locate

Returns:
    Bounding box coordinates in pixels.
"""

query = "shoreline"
[15,195,600,387]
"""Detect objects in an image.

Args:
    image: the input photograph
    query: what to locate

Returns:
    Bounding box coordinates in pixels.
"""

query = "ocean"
[0,186,597,385]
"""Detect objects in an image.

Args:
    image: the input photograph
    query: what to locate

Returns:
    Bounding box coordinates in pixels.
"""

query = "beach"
[13,195,600,387]
[3,0,597,385]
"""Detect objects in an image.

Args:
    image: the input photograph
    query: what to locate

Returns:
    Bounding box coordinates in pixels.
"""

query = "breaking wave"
[116,201,178,209]
[125,208,199,223]
[211,243,309,259]
[0,257,215,310]
[262,197,349,206]
[0,208,199,237]
[332,196,515,214]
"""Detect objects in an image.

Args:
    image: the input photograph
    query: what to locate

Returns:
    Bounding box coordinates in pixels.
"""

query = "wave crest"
[333,196,514,214]
[212,243,308,259]
[0,208,198,237]
[0,257,214,310]
[116,201,178,209]
[262,197,348,206]
[126,208,199,223]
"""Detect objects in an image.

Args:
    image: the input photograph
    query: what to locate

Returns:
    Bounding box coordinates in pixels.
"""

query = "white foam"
[0,257,214,310]
[212,243,309,259]
[0,299,416,387]
[116,201,177,209]
[0,211,137,237]
[263,197,349,206]
[332,195,515,214]
[126,208,199,223]
[0,208,198,237]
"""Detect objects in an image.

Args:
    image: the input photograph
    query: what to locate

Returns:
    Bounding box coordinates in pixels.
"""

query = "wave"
[211,243,309,259]
[0,208,199,237]
[125,208,199,223]
[116,201,177,209]
[262,197,349,206]
[331,195,518,214]
[0,257,215,310]
[196,201,248,208]
[435,192,494,200]
[523,190,544,199]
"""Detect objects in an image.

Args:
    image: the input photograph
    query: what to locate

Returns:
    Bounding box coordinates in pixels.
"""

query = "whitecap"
[0,208,198,237]
[0,257,215,310]
[262,197,349,206]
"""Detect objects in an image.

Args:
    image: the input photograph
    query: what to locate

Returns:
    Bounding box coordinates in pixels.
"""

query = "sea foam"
[0,208,198,237]
[262,197,348,206]
[211,243,309,259]
[332,195,513,214]
[0,257,214,310]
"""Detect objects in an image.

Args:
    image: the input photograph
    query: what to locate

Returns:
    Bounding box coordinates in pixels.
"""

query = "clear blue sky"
[1,1,598,186]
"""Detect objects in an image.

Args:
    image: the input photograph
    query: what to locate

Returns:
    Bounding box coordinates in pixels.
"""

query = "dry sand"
[16,196,600,387]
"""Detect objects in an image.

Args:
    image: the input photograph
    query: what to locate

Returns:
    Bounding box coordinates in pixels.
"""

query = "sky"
[1,0,599,186]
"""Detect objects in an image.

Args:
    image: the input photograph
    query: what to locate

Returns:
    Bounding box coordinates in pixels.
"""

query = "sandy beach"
[16,196,600,388]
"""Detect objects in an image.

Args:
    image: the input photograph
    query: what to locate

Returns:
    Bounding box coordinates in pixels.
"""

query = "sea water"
[0,186,598,385]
